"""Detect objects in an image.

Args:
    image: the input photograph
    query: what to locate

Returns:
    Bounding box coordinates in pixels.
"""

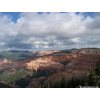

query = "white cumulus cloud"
[0,12,100,51]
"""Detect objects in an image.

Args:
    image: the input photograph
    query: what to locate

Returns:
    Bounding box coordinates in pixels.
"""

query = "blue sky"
[0,12,100,51]
[0,12,96,22]
[1,12,21,22]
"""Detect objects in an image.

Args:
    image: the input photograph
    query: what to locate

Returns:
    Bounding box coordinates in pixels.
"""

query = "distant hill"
[0,50,34,61]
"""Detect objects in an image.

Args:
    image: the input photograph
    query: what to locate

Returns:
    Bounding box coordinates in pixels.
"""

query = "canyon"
[0,48,100,88]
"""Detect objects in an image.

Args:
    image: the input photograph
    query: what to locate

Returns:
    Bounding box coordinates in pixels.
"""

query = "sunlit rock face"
[34,50,60,56]
[26,51,79,71]
[26,57,64,71]
[0,59,12,65]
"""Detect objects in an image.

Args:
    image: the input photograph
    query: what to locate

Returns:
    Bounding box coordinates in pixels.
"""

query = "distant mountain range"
[0,50,34,60]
